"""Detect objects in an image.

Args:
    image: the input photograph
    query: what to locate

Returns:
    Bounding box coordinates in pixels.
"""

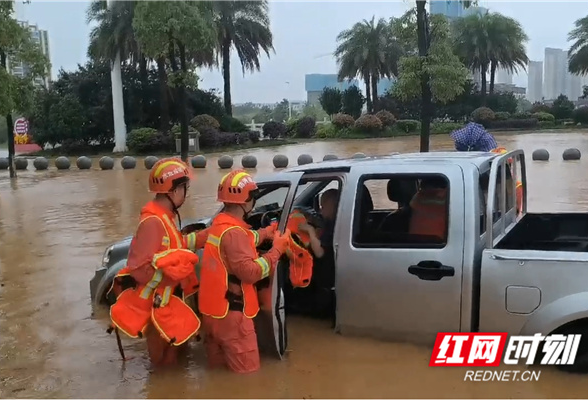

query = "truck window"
[353,174,449,248]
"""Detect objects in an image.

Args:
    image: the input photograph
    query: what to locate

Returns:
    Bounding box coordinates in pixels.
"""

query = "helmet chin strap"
[166,185,188,229]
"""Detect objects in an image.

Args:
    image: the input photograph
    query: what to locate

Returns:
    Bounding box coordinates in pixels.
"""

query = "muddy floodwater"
[2,132,588,398]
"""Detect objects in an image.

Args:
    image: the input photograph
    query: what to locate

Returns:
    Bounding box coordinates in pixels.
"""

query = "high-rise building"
[7,21,51,89]
[463,6,489,16]
[544,48,568,100]
[305,74,359,106]
[429,0,464,19]
[527,61,543,103]
[496,68,513,85]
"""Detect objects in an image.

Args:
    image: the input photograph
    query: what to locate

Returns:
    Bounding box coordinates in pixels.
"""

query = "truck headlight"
[99,245,114,270]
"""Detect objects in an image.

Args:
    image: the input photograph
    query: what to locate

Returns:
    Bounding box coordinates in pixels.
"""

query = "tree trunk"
[371,75,379,112]
[139,56,149,125]
[364,73,372,113]
[416,0,433,153]
[222,38,232,116]
[489,61,496,94]
[1,51,15,178]
[156,57,170,131]
[481,63,488,105]
[176,42,190,163]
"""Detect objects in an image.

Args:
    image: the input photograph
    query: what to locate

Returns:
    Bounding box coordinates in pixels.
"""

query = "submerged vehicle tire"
[553,323,588,374]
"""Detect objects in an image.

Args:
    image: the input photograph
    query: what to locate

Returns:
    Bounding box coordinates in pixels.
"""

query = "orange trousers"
[202,312,260,373]
[145,323,182,366]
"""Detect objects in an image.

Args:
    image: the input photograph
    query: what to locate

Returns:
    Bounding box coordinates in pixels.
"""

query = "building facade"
[429,0,464,19]
[305,74,359,106]
[496,68,513,85]
[527,61,543,103]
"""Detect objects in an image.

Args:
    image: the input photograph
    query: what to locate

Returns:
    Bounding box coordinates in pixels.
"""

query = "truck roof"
[285,151,497,173]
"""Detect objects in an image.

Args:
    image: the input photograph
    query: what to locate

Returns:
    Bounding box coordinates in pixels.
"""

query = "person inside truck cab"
[408,176,449,242]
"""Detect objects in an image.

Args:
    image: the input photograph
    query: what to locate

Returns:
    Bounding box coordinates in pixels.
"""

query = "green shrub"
[532,112,555,122]
[190,114,220,131]
[248,130,260,143]
[127,127,174,154]
[354,114,383,133]
[431,122,463,135]
[511,112,532,120]
[494,112,510,121]
[331,113,355,129]
[471,107,495,127]
[396,119,420,133]
[538,120,556,128]
[531,103,551,114]
[262,121,286,139]
[375,110,396,127]
[488,118,538,130]
[315,123,339,139]
[573,107,588,124]
[219,115,248,132]
[285,118,299,137]
[296,116,316,138]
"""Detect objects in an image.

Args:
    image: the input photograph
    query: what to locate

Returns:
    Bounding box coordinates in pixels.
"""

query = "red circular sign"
[14,118,28,135]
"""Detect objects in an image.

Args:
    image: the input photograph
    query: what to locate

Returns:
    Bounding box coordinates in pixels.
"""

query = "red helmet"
[149,158,192,193]
[217,170,258,204]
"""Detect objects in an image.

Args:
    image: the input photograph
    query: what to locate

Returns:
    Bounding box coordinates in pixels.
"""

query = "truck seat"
[377,178,418,233]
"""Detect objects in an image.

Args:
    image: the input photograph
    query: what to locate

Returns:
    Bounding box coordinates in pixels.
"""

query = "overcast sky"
[17,1,588,103]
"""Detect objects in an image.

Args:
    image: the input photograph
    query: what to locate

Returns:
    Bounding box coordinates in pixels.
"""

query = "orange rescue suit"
[199,213,271,318]
[108,201,201,346]
[285,210,314,288]
[516,180,523,214]
[408,188,448,240]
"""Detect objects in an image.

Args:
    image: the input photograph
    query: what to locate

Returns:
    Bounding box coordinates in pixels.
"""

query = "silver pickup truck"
[90,150,588,372]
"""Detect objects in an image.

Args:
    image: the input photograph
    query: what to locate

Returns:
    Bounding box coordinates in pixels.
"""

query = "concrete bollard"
[33,157,49,170]
[191,155,207,168]
[218,155,234,169]
[351,152,366,159]
[273,154,289,168]
[241,155,258,169]
[323,154,338,161]
[532,149,549,161]
[0,157,8,170]
[99,156,115,170]
[55,156,71,170]
[297,154,313,165]
[563,148,581,161]
[144,156,159,170]
[76,156,92,170]
[14,157,28,170]
[121,156,137,169]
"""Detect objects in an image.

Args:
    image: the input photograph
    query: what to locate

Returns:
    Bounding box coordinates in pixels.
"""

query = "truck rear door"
[335,163,465,344]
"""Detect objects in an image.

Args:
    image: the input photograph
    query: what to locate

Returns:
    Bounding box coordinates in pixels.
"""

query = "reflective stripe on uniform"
[160,285,173,307]
[140,269,163,299]
[250,230,260,246]
[254,256,270,279]
[186,232,196,251]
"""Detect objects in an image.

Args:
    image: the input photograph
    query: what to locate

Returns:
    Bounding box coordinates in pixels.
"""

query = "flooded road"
[1,132,588,398]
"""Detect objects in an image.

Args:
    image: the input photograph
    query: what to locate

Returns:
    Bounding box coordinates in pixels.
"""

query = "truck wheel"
[555,325,588,374]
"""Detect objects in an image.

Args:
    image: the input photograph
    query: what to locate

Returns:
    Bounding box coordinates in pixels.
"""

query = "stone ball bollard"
[33,157,49,170]
[532,149,550,161]
[121,156,137,169]
[14,157,28,170]
[144,156,159,170]
[241,155,258,169]
[563,148,581,161]
[273,154,289,168]
[99,156,115,170]
[218,155,234,169]
[352,152,367,159]
[55,156,71,170]
[0,157,8,170]
[191,155,207,169]
[323,154,338,161]
[76,156,92,170]
[297,154,313,166]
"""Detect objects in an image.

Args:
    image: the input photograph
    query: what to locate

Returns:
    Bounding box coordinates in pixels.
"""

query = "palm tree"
[453,11,528,99]
[213,1,274,116]
[568,16,588,76]
[86,0,170,130]
[335,17,401,113]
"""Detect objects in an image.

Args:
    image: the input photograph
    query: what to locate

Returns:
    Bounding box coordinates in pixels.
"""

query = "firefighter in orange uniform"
[408,176,449,241]
[199,169,290,373]
[108,158,209,366]
[491,147,523,215]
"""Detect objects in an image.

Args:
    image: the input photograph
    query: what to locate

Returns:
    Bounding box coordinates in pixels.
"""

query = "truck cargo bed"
[496,213,588,252]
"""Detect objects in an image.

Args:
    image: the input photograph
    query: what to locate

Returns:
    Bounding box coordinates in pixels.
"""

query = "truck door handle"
[408,261,455,281]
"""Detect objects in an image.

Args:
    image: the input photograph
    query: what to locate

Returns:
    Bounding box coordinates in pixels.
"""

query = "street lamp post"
[107,0,127,152]
[285,81,292,120]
